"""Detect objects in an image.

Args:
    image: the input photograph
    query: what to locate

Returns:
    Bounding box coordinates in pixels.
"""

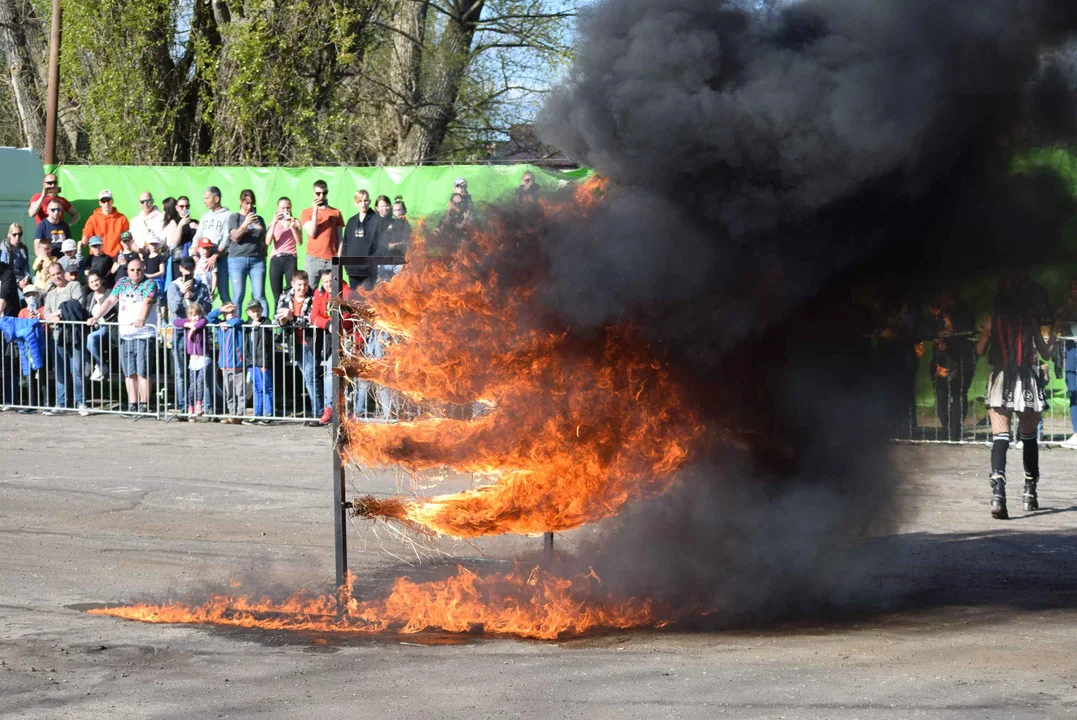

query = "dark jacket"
[86,253,114,282]
[57,299,90,348]
[381,217,411,257]
[342,212,382,281]
[246,321,272,368]
[0,243,30,281]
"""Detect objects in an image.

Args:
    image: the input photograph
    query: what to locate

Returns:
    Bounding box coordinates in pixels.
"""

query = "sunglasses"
[140,199,154,205]
[177,204,189,208]
[129,266,144,272]
[99,197,113,204]
[10,232,23,237]
[44,180,57,186]
[314,191,327,196]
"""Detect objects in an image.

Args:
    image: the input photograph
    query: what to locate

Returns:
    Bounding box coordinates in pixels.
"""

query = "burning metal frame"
[328,255,556,590]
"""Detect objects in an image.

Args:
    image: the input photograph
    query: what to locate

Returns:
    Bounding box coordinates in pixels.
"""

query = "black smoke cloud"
[512,0,1077,621]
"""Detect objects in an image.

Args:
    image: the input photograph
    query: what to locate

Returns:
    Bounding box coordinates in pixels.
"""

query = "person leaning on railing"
[83,270,116,382]
[86,258,160,417]
[276,270,324,425]
[207,303,245,423]
[244,300,274,424]
[41,262,88,416]
[166,256,213,409]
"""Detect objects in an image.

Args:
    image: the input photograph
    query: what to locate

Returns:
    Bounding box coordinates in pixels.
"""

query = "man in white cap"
[82,189,130,258]
[129,191,165,251]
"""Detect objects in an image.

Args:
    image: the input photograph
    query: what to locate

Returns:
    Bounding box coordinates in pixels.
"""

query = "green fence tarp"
[54,164,582,249]
[54,162,584,314]
[47,159,1077,419]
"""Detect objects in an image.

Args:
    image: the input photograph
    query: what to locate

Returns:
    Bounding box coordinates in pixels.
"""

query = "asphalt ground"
[1,412,1076,719]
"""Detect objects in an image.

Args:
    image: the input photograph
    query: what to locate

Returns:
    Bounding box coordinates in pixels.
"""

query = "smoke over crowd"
[513,0,1077,622]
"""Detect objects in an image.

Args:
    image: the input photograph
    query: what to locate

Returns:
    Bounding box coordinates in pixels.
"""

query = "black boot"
[990,472,1008,520]
[1023,474,1039,512]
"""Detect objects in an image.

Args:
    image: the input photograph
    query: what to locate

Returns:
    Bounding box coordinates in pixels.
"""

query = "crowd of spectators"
[0,172,540,425]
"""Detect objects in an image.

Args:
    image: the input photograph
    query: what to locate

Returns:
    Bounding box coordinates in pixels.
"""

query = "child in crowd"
[174,301,209,419]
[31,238,52,292]
[58,238,82,277]
[245,300,274,424]
[276,271,320,423]
[144,238,167,297]
[194,238,216,299]
[18,284,42,318]
[85,236,113,281]
[208,302,244,422]
[112,231,141,282]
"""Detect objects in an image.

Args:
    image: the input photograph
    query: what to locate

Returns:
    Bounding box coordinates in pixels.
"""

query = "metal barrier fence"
[886,336,1077,445]
[0,318,413,424]
[5,317,1077,444]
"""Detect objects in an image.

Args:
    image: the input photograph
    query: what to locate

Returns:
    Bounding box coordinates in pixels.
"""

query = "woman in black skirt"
[976,272,1056,519]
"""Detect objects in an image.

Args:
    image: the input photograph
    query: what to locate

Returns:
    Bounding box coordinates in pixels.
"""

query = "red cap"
[197,238,214,249]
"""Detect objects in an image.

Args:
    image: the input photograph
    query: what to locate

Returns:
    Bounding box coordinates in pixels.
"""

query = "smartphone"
[282,211,291,221]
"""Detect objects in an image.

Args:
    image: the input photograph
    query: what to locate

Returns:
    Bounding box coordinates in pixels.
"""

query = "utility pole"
[43,0,61,165]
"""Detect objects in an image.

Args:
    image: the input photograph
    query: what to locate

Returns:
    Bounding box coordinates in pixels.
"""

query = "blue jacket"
[0,316,45,374]
[207,309,244,369]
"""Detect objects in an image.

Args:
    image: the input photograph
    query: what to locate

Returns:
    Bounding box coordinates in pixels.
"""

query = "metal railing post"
[331,257,347,589]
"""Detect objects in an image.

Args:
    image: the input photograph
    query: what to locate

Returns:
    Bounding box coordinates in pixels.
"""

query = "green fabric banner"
[54,164,581,256]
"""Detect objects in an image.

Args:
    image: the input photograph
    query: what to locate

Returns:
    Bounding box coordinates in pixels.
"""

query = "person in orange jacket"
[81,189,130,258]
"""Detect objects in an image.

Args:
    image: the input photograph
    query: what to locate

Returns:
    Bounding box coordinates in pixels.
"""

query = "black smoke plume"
[508,0,1077,621]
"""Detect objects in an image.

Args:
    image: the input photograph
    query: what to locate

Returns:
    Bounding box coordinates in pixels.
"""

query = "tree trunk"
[390,0,484,163]
[379,0,428,162]
[0,0,46,149]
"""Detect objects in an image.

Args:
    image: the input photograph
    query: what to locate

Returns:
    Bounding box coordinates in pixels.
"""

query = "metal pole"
[43,0,61,166]
[331,257,348,589]
[544,531,554,556]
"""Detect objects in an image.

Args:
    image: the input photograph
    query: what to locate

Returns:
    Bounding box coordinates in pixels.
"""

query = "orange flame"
[342,182,704,539]
[89,567,669,640]
[935,365,949,378]
[88,178,699,639]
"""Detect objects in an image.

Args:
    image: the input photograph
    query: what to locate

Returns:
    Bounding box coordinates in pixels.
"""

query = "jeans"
[1066,345,1077,433]
[251,366,273,416]
[216,254,231,303]
[87,326,110,375]
[54,339,84,408]
[299,344,323,417]
[229,255,267,314]
[188,366,209,409]
[269,254,297,309]
[171,337,187,409]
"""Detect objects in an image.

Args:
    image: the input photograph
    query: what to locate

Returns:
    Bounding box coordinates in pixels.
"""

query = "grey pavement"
[1,413,1076,719]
